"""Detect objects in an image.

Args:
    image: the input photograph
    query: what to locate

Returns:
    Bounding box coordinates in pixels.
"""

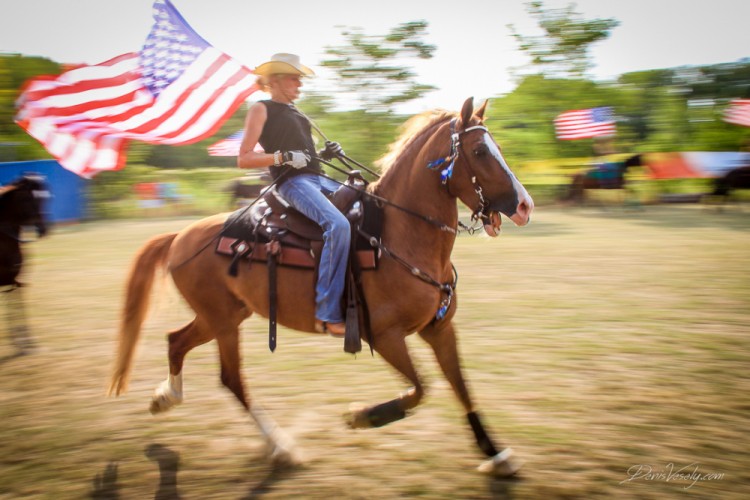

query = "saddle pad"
[216,236,377,270]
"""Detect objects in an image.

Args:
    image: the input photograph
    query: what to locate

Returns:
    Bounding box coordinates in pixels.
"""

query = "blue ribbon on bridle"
[426,119,489,184]
[426,119,460,184]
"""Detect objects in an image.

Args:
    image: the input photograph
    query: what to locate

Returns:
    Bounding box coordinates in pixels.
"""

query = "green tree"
[0,54,60,160]
[295,93,401,176]
[508,1,619,79]
[321,21,437,112]
[488,75,621,162]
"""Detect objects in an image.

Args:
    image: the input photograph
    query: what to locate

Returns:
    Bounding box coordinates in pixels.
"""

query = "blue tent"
[0,160,88,223]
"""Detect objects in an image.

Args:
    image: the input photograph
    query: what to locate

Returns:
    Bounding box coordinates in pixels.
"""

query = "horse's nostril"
[515,196,534,223]
[518,200,529,216]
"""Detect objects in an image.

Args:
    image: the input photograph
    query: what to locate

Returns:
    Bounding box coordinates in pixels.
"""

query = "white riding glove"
[278,150,311,169]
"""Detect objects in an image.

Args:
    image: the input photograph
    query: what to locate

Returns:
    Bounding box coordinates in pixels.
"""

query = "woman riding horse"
[238,53,349,337]
[109,97,533,476]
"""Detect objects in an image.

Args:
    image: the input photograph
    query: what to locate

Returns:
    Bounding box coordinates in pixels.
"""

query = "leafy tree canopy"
[508,1,619,79]
[321,21,437,112]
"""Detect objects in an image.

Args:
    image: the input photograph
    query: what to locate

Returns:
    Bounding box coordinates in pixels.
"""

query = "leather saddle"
[216,172,381,271]
[215,172,384,354]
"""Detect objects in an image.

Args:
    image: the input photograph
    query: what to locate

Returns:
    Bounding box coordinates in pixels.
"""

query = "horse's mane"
[376,109,457,175]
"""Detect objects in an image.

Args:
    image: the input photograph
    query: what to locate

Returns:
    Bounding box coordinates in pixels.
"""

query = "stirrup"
[315,320,346,338]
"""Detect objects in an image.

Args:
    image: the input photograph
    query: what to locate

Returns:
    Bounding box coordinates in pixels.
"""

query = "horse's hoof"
[344,403,371,429]
[14,343,38,356]
[267,443,303,469]
[478,447,523,477]
[149,384,182,415]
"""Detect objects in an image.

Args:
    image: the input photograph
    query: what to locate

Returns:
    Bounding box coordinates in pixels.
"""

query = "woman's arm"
[237,102,275,169]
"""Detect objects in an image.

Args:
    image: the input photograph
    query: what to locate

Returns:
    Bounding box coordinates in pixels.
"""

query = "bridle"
[356,117,503,322]
[426,118,492,225]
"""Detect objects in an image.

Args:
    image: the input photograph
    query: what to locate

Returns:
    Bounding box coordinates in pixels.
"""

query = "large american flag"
[723,99,750,128]
[554,107,616,140]
[15,0,259,177]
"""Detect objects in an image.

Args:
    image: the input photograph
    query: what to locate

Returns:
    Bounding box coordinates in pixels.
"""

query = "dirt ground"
[1,205,748,499]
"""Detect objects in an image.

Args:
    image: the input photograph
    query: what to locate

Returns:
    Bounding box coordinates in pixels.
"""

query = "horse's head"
[623,154,643,170]
[1,174,50,237]
[438,98,533,236]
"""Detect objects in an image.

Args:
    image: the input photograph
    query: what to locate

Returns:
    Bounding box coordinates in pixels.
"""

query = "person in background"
[237,53,349,337]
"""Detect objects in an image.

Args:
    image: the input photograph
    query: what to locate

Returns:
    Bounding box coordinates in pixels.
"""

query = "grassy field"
[1,204,748,499]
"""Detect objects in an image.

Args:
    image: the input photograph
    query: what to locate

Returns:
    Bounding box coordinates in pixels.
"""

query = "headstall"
[426,118,492,222]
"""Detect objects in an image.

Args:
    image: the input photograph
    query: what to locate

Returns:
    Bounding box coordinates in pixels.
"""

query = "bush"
[88,166,242,219]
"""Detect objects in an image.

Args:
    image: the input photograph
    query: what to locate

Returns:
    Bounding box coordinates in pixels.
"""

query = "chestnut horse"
[109,98,534,476]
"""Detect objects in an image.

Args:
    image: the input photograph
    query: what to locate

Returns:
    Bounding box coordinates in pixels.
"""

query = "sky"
[1,0,749,114]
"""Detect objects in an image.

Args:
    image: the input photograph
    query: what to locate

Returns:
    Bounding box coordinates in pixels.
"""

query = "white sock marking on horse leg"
[150,371,183,414]
[249,403,299,464]
[168,372,183,395]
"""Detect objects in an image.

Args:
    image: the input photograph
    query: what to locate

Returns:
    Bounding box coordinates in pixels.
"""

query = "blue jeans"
[278,174,350,323]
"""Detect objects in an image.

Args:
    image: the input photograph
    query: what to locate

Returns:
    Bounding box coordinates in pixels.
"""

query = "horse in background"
[225,173,271,208]
[109,98,534,476]
[708,165,750,205]
[562,154,643,205]
[0,174,50,354]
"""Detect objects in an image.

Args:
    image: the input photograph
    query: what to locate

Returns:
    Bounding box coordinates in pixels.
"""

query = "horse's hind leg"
[346,331,425,429]
[150,319,214,414]
[418,320,521,477]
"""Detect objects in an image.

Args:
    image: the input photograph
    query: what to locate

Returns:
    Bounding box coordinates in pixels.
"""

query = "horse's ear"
[475,100,488,121]
[460,97,474,129]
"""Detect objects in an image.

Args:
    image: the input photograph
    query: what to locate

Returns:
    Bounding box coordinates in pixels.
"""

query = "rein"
[357,225,458,321]
[314,164,460,234]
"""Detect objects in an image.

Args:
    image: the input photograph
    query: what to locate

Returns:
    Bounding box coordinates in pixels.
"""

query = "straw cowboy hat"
[253,53,315,77]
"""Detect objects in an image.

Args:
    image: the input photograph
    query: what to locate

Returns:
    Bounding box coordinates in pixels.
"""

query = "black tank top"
[258,100,321,181]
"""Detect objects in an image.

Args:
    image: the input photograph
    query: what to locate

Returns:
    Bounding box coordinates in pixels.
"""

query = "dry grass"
[1,205,748,499]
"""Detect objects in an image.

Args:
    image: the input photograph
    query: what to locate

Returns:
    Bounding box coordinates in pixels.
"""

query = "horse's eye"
[473,145,488,157]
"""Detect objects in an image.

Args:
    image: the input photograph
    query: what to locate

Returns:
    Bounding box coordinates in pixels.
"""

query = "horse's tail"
[108,232,178,396]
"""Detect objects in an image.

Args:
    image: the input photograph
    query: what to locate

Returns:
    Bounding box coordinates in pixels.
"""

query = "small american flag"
[208,130,244,156]
[723,99,750,128]
[207,130,265,156]
[554,107,616,140]
[15,0,259,177]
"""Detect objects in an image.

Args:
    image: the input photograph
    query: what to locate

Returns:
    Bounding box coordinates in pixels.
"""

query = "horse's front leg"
[214,324,301,468]
[345,330,425,429]
[418,320,522,477]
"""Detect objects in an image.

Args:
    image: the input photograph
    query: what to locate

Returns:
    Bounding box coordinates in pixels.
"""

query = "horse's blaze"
[484,211,502,237]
